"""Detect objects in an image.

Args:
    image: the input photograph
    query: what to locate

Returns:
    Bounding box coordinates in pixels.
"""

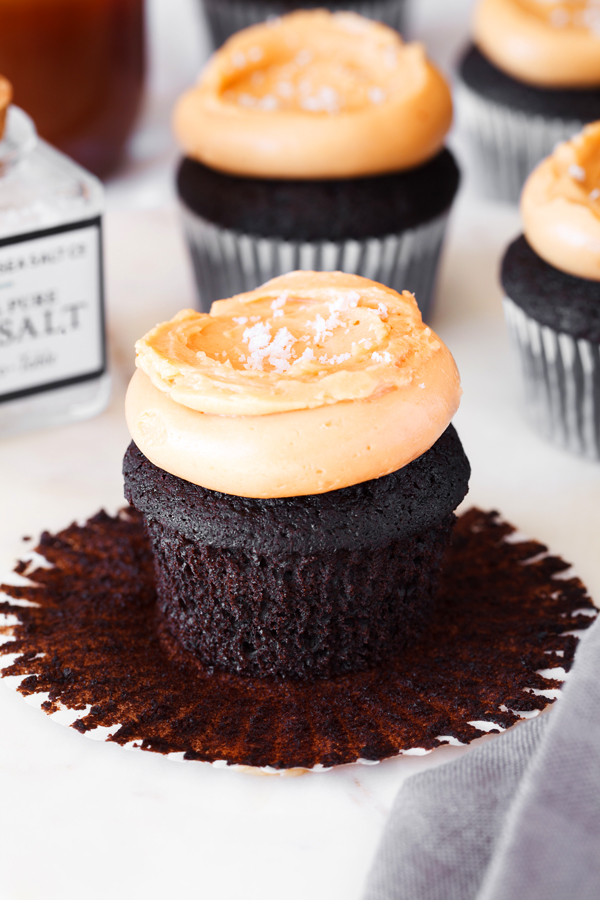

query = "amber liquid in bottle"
[0,0,145,178]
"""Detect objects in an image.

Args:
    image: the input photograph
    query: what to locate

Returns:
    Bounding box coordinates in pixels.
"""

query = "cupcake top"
[173,10,452,179]
[521,121,600,280]
[126,272,461,498]
[474,0,600,87]
[0,76,12,139]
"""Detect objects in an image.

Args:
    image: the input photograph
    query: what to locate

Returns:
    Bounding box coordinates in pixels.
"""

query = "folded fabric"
[363,615,600,900]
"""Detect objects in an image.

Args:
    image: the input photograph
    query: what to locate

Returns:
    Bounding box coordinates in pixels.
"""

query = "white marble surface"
[1,2,600,899]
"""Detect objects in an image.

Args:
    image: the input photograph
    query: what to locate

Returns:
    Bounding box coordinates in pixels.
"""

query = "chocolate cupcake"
[174,11,460,321]
[456,0,600,202]
[124,272,470,679]
[200,0,408,50]
[501,122,600,457]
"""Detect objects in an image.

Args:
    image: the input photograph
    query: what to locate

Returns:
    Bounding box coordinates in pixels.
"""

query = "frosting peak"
[474,0,600,87]
[126,273,462,498]
[173,10,452,179]
[521,121,600,280]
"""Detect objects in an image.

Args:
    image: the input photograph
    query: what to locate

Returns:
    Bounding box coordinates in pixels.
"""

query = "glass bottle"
[0,81,110,438]
[0,0,145,179]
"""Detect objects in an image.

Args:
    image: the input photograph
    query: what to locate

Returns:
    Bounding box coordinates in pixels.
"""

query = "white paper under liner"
[455,80,584,204]
[504,297,600,459]
[200,0,408,49]
[180,205,449,321]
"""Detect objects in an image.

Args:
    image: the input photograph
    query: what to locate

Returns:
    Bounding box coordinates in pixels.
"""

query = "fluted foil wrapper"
[455,80,584,204]
[504,296,600,459]
[180,205,450,321]
[200,0,407,48]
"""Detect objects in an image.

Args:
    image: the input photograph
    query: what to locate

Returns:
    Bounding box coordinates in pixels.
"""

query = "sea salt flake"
[328,290,360,313]
[371,350,391,363]
[271,291,288,311]
[368,86,385,104]
[301,86,340,114]
[310,313,334,342]
[295,347,315,364]
[590,188,600,200]
[232,316,248,324]
[377,302,388,318]
[258,94,279,111]
[569,164,586,182]
[248,46,264,62]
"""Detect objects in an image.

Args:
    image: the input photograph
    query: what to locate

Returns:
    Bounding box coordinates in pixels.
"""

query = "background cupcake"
[124,272,470,679]
[174,11,459,320]
[502,122,600,458]
[200,0,408,49]
[456,0,600,202]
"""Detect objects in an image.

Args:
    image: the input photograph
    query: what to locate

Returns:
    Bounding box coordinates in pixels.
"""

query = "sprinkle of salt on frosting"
[294,347,315,365]
[300,86,340,114]
[368,87,386,105]
[590,188,600,200]
[242,320,295,373]
[319,352,352,366]
[270,291,288,319]
[569,163,586,182]
[371,350,392,363]
[308,290,360,342]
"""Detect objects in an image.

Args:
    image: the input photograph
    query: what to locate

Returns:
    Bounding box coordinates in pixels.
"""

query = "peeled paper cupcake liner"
[1,507,596,772]
[455,80,584,204]
[180,206,449,320]
[199,0,407,49]
[504,297,600,459]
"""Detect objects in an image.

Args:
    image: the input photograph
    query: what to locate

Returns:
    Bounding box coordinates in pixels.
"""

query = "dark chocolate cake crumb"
[501,235,600,342]
[176,149,460,241]
[123,426,471,555]
[0,508,595,770]
[459,44,600,121]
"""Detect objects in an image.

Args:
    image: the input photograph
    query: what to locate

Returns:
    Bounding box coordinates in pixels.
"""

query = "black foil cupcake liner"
[199,0,408,49]
[455,80,583,204]
[180,205,449,320]
[504,296,600,459]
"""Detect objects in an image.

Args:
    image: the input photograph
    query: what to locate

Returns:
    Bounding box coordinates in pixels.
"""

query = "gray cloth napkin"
[363,615,600,900]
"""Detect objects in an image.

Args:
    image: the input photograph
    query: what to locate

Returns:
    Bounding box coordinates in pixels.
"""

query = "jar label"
[0,217,105,404]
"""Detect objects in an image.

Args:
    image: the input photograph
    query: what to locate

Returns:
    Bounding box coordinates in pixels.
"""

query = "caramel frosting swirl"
[173,10,452,179]
[522,121,600,280]
[126,272,461,498]
[474,0,600,87]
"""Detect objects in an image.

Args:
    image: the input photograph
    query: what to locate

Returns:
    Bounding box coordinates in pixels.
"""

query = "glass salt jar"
[0,79,109,437]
